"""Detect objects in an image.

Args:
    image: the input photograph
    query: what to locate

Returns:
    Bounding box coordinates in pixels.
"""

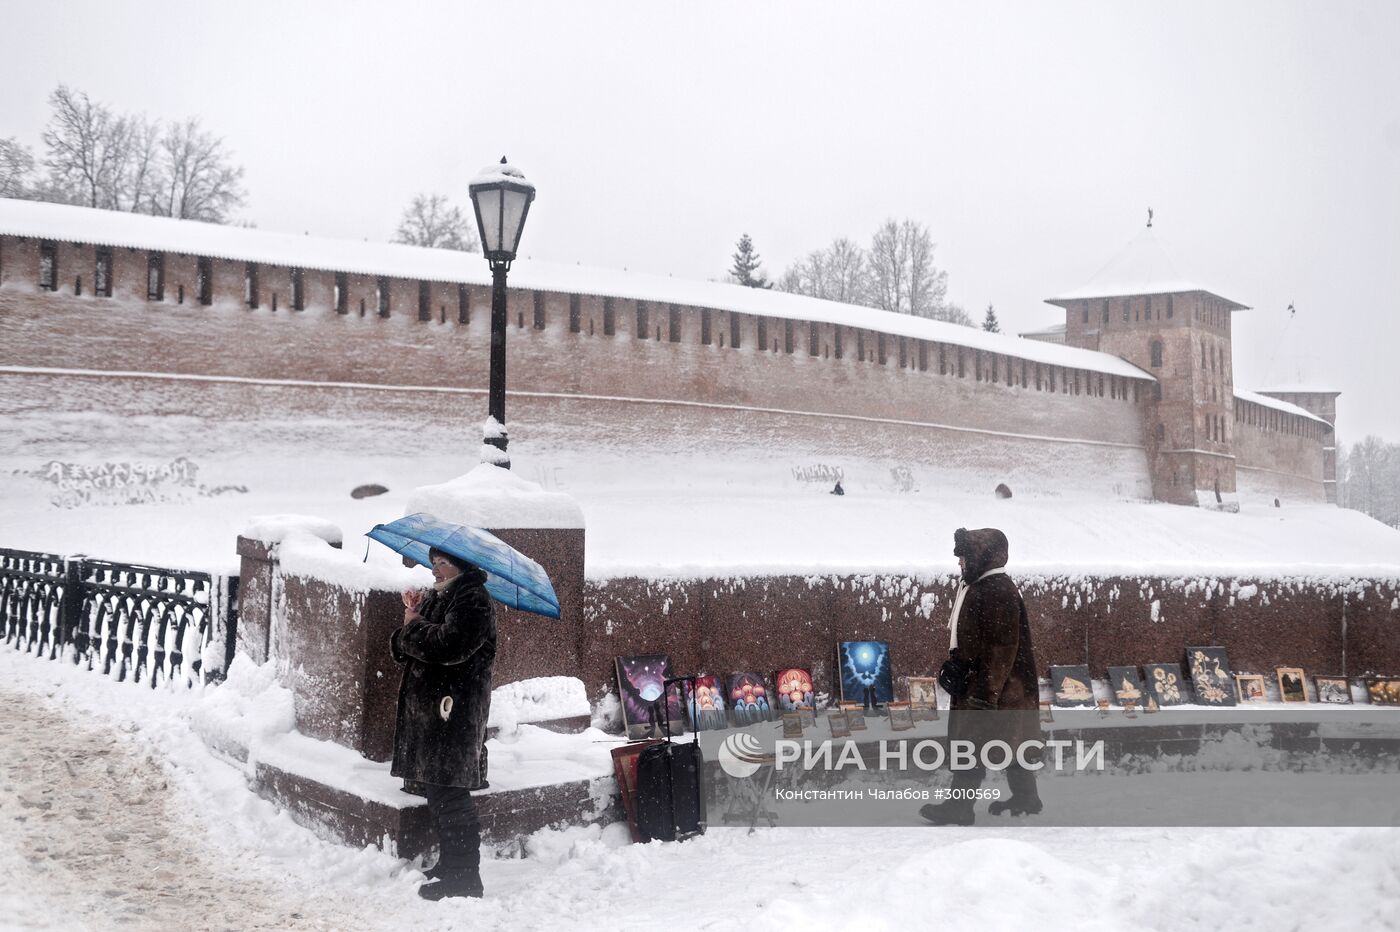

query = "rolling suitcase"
[633,676,707,842]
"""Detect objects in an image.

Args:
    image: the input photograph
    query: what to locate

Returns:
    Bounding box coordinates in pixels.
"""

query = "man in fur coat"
[921,527,1042,825]
[393,547,497,899]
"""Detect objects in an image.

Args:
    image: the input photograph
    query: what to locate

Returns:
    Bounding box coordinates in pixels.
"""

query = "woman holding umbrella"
[392,547,497,900]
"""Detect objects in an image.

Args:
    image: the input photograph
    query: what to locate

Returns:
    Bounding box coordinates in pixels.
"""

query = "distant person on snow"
[921,527,1041,825]
[394,548,497,899]
[831,481,844,496]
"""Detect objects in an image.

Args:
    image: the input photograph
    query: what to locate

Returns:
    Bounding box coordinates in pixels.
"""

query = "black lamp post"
[468,156,536,469]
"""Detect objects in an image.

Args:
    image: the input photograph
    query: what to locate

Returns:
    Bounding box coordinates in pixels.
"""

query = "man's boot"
[419,868,484,900]
[919,799,975,825]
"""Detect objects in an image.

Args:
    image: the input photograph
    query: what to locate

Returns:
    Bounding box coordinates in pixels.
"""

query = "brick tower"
[1255,387,1341,502]
[1047,221,1248,509]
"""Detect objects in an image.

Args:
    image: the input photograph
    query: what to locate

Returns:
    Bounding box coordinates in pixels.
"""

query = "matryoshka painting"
[727,672,774,725]
[775,668,815,711]
[684,674,728,731]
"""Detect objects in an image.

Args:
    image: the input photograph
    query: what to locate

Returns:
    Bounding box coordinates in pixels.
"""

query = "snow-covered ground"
[3,367,1400,928]
[2,370,1398,581]
[3,646,1399,932]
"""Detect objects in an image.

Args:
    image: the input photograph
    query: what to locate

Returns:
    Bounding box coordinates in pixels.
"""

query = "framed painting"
[1049,664,1095,708]
[727,672,775,725]
[684,674,729,731]
[615,655,686,740]
[905,676,939,709]
[782,712,804,739]
[1314,676,1352,704]
[1365,677,1400,706]
[1186,646,1237,707]
[847,708,869,731]
[775,668,816,712]
[1234,673,1267,703]
[838,641,894,708]
[828,710,851,738]
[798,708,817,728]
[1106,665,1147,707]
[888,706,915,731]
[1275,667,1308,703]
[1142,663,1189,707]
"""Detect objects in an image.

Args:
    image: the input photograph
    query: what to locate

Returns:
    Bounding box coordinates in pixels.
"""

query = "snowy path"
[0,685,382,931]
[2,649,1400,931]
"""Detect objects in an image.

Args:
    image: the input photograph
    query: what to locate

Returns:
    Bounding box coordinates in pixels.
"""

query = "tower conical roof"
[1045,225,1247,310]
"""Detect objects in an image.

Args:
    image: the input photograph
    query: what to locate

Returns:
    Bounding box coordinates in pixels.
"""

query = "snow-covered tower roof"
[1044,225,1249,311]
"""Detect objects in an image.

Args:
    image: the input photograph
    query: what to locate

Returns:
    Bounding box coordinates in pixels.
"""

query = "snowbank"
[406,463,585,530]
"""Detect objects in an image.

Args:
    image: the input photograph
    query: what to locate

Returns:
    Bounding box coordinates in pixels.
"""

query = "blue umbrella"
[367,512,561,618]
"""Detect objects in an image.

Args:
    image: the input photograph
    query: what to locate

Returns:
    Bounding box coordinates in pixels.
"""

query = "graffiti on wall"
[18,457,248,508]
[791,464,844,484]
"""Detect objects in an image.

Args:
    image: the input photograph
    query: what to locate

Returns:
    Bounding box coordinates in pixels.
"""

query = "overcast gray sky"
[3,0,1397,444]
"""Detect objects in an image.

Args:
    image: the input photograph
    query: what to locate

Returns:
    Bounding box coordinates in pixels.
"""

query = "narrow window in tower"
[1155,423,1166,442]
[146,253,164,301]
[1151,340,1163,368]
[38,242,57,290]
[96,249,113,298]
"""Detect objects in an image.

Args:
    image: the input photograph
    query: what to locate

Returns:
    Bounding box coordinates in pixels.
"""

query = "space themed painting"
[837,641,893,708]
[615,654,686,739]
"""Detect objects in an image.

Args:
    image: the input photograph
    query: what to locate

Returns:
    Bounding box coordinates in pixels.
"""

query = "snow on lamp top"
[468,157,536,264]
[406,463,585,530]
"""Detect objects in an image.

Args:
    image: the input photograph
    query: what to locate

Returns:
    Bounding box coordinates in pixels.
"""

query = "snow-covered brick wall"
[241,514,343,547]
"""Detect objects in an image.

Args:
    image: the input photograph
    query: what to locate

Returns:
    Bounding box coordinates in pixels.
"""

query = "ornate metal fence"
[0,547,238,687]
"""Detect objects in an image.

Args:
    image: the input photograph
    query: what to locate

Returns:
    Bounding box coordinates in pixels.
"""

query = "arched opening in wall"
[995,483,1013,499]
[1150,340,1163,368]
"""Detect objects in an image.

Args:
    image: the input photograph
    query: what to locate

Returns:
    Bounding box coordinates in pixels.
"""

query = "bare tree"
[157,117,245,222]
[39,85,246,222]
[41,85,132,210]
[868,219,911,313]
[394,193,479,251]
[779,236,871,306]
[0,137,35,198]
[1340,435,1400,528]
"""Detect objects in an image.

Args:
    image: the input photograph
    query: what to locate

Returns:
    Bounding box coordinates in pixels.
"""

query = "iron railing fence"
[0,547,238,687]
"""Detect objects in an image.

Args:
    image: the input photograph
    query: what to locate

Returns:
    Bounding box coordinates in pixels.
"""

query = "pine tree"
[982,303,1001,333]
[730,233,772,289]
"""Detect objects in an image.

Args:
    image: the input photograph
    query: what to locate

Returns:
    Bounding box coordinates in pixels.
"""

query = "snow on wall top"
[1252,385,1342,397]
[1045,226,1248,310]
[1235,389,1331,426]
[405,463,586,530]
[0,198,1152,381]
[240,514,343,546]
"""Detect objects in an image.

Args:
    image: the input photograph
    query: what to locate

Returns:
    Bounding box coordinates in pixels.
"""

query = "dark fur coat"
[948,527,1039,747]
[390,566,497,789]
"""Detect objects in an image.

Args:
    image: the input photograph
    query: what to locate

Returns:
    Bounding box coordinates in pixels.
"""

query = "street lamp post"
[468,157,536,469]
